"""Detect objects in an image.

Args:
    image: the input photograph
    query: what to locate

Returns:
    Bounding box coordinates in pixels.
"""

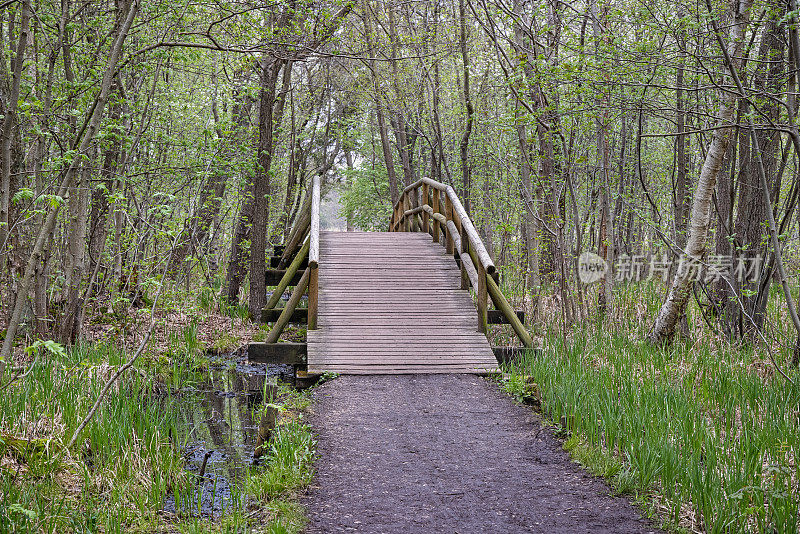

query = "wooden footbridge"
[248,176,533,376]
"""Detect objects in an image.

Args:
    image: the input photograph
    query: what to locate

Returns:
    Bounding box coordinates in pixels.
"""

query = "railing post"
[458,218,469,290]
[308,267,318,330]
[403,193,410,232]
[432,188,440,243]
[477,262,488,333]
[445,197,454,255]
[422,183,430,234]
[308,175,320,330]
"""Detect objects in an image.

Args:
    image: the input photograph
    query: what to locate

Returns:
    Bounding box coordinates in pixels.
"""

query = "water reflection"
[163,353,294,518]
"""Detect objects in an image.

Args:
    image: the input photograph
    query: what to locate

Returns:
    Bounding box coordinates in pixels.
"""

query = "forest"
[0,0,799,532]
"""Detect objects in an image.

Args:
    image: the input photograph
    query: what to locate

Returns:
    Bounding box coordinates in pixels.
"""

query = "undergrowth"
[0,315,317,534]
[501,330,800,533]
[0,342,185,533]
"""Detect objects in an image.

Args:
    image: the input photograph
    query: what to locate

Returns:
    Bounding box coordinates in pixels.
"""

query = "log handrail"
[390,178,533,348]
[308,174,321,330]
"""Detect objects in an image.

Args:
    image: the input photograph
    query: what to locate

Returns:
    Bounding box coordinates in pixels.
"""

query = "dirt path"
[303,375,661,533]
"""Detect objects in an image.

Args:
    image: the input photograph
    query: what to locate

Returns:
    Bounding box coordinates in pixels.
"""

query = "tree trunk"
[458,0,474,216]
[0,0,30,289]
[363,0,399,204]
[248,57,284,318]
[0,0,139,370]
[649,0,753,343]
[58,156,92,344]
[733,14,785,340]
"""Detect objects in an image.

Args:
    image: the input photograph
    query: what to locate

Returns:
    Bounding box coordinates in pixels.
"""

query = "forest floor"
[303,374,661,534]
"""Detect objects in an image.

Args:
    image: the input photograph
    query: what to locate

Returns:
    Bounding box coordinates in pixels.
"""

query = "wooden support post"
[445,198,455,255]
[403,193,410,232]
[477,261,488,334]
[266,268,310,343]
[458,219,469,290]
[432,188,440,243]
[308,266,318,330]
[486,274,534,348]
[265,239,310,310]
[279,194,312,268]
[422,183,430,233]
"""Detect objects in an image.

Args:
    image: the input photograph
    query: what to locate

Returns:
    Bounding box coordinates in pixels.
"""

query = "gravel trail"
[303,374,661,534]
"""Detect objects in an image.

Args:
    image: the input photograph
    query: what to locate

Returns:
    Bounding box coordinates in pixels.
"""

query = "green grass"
[0,312,318,534]
[502,330,800,533]
[0,342,186,533]
[246,423,315,503]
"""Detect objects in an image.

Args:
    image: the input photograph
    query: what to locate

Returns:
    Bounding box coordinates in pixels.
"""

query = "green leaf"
[11,188,34,205]
[7,504,37,521]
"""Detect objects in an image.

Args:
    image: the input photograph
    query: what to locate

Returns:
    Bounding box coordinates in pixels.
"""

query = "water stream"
[163,351,294,518]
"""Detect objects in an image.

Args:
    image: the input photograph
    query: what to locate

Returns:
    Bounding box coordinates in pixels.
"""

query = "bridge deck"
[307,231,499,374]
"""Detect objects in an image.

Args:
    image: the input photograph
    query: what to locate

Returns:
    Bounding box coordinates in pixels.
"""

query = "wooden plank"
[265,269,303,286]
[308,371,496,376]
[307,329,488,335]
[260,307,307,323]
[270,255,307,268]
[317,303,474,308]
[309,174,320,268]
[314,315,479,320]
[307,327,481,334]
[307,335,491,342]
[318,307,476,312]
[316,322,480,328]
[309,354,496,360]
[308,361,496,368]
[315,317,479,322]
[318,291,470,295]
[265,269,309,343]
[308,366,498,374]
[317,316,478,320]
[309,358,497,364]
[248,342,307,365]
[488,309,525,324]
[307,345,494,351]
[309,357,495,363]
[308,267,318,330]
[308,345,494,351]
[308,348,493,352]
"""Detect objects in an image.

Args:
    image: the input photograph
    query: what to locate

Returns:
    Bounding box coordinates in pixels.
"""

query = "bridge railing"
[308,174,320,330]
[261,174,320,343]
[390,178,533,348]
